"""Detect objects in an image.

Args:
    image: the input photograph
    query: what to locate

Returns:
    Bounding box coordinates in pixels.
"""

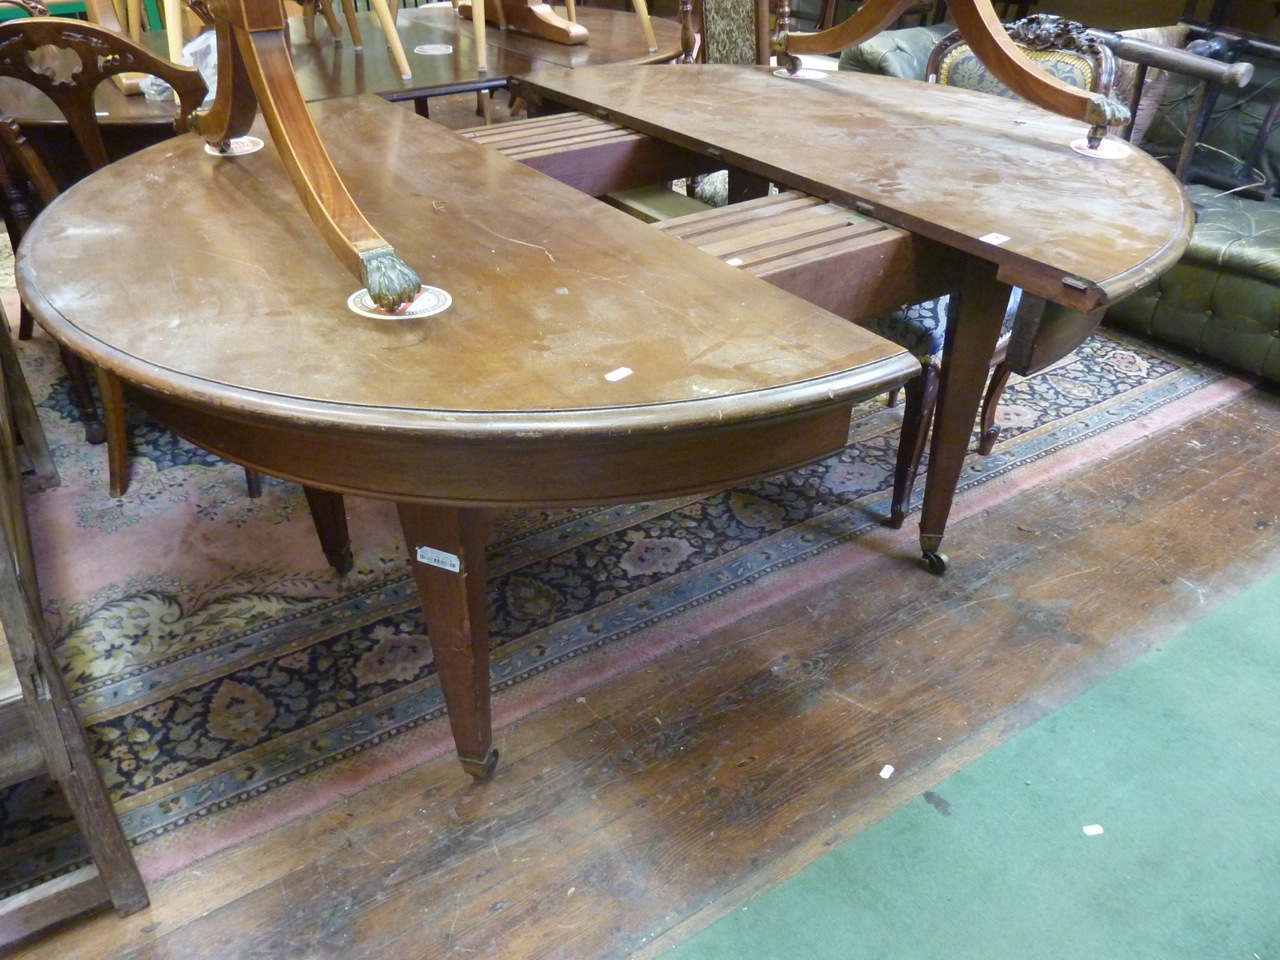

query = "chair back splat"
[0,15,207,497]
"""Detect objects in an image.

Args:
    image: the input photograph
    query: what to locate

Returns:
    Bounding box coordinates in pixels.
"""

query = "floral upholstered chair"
[699,0,769,64]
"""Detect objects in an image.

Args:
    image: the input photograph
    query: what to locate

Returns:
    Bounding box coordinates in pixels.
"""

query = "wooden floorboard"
[12,377,1280,960]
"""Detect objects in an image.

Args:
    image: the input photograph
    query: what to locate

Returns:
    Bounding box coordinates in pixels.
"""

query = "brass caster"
[459,748,499,780]
[84,420,106,445]
[921,550,949,575]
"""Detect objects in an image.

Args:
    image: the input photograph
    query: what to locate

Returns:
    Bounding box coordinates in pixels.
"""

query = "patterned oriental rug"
[0,306,1252,897]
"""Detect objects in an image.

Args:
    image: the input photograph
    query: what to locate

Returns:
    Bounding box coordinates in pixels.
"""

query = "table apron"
[135,389,896,507]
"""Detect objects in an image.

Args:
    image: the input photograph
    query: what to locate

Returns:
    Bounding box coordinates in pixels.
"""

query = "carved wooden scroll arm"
[773,0,920,62]
[0,0,49,15]
[775,0,1128,145]
[943,0,1126,144]
[190,0,420,311]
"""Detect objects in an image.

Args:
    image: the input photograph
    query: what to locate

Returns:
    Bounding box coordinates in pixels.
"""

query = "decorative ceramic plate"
[204,136,265,157]
[347,285,452,319]
[1070,137,1131,160]
[773,68,827,80]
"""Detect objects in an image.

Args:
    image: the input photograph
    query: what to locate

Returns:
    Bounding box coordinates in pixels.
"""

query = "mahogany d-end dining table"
[16,93,920,778]
[18,62,1193,778]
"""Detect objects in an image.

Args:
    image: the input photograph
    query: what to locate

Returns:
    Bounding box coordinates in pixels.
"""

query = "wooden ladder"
[1,311,147,948]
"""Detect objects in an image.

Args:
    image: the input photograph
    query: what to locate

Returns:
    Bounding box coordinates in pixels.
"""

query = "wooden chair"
[926,12,1117,92]
[0,17,354,572]
[1,301,148,947]
[0,16,208,499]
[296,0,413,79]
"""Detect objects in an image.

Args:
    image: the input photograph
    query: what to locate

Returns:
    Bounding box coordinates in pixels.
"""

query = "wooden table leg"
[303,487,353,576]
[917,258,1011,574]
[396,502,498,779]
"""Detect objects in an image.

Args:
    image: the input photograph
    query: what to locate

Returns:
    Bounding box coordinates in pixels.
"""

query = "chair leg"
[18,299,34,340]
[889,361,940,529]
[52,703,150,916]
[1,318,59,490]
[303,486,353,575]
[244,468,263,498]
[59,348,106,445]
[475,89,493,124]
[977,359,1012,456]
[94,367,130,498]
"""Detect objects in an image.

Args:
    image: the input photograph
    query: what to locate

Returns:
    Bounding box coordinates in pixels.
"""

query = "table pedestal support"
[918,258,1012,573]
[397,502,499,778]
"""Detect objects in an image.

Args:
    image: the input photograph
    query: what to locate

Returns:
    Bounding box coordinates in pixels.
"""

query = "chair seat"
[867,288,1023,362]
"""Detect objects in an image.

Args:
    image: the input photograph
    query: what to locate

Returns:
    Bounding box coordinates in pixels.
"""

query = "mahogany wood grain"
[512,64,1191,310]
[655,190,965,323]
[512,62,1193,562]
[457,113,724,197]
[17,387,1279,959]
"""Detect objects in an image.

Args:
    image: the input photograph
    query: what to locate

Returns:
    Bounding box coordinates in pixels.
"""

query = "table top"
[514,63,1194,313]
[291,5,682,103]
[0,7,680,125]
[17,94,911,450]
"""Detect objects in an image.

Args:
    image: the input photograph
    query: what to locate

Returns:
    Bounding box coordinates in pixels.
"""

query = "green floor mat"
[664,567,1280,960]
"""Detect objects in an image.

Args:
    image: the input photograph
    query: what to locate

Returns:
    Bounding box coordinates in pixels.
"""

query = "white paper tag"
[416,546,461,572]
[604,367,633,382]
[979,232,1011,245]
[1083,823,1104,836]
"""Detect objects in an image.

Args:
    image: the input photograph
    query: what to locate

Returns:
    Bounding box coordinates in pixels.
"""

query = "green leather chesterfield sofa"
[837,22,1280,384]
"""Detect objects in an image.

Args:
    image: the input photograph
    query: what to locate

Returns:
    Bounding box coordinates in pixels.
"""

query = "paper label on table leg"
[416,546,461,572]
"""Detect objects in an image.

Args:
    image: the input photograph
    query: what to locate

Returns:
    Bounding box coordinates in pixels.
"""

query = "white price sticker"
[415,546,461,572]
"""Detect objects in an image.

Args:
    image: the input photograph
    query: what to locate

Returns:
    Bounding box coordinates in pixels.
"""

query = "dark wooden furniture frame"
[1,306,147,948]
[0,16,206,497]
